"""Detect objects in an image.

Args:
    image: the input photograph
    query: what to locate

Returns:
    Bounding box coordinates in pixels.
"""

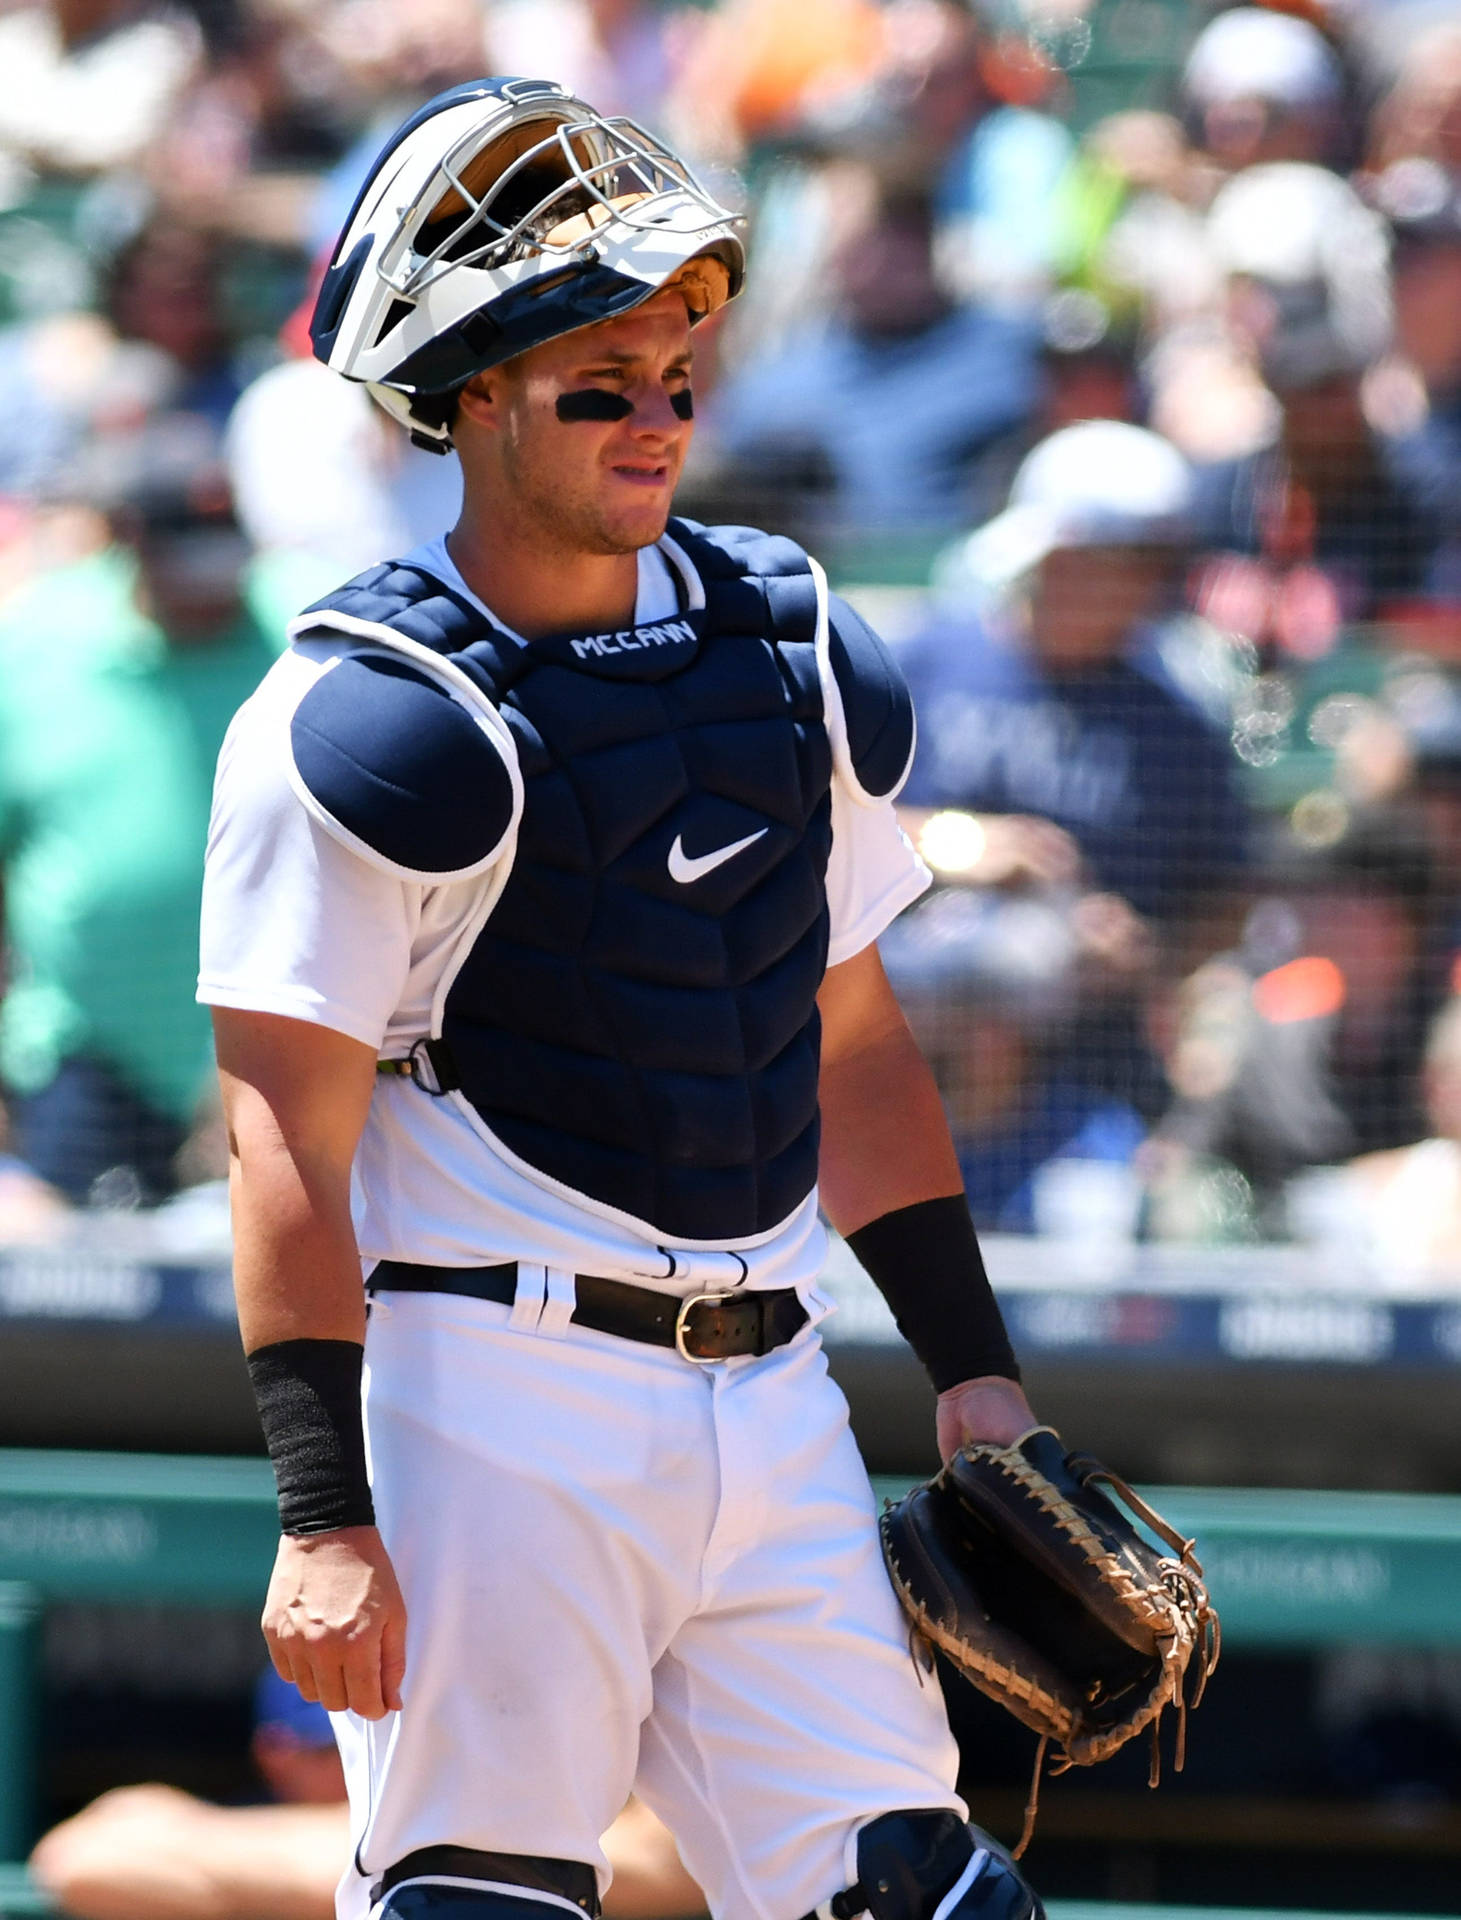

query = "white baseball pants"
[333,1287,963,1920]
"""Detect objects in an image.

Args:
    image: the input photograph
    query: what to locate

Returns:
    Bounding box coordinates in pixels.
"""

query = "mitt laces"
[1009,1458,1221,1862]
[1074,1456,1222,1700]
[383,114,735,298]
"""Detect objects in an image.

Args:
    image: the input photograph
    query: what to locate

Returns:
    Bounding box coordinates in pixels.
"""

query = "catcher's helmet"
[310,76,746,450]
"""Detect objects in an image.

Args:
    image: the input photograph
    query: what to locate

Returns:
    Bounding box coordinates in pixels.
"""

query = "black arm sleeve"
[246,1338,375,1534]
[845,1195,1020,1393]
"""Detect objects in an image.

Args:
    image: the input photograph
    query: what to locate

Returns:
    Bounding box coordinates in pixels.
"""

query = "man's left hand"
[935,1374,1037,1464]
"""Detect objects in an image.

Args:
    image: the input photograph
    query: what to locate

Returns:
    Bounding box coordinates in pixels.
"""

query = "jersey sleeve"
[825,779,931,967]
[197,658,420,1051]
[815,584,929,963]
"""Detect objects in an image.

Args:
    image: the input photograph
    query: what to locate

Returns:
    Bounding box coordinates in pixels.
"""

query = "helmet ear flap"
[406,386,462,452]
[364,379,457,452]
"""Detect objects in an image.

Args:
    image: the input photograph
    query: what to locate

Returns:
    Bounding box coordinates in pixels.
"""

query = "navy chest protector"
[288,520,913,1245]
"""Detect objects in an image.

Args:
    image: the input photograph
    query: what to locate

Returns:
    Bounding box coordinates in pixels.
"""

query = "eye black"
[556,390,634,422]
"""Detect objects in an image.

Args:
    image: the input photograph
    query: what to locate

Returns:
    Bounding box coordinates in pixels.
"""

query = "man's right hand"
[262,1526,407,1720]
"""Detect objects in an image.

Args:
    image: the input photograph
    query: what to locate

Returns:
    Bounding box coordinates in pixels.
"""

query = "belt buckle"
[674,1289,744,1364]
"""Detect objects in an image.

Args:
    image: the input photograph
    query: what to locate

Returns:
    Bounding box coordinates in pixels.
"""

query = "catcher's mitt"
[880,1426,1219,1854]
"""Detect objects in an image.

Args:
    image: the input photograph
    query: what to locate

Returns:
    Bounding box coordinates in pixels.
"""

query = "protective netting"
[0,2,1455,1270]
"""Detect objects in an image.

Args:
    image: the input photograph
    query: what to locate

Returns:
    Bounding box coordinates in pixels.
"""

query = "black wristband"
[245,1338,376,1535]
[845,1195,1020,1394]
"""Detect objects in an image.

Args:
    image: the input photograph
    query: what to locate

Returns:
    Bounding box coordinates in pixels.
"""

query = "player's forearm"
[817,1016,963,1236]
[229,1122,366,1351]
[817,947,1021,1399]
[229,1129,379,1538]
[214,1012,380,1538]
[213,1010,377,1349]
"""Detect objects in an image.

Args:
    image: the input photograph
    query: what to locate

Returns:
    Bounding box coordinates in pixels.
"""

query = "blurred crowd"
[2,0,1461,1270]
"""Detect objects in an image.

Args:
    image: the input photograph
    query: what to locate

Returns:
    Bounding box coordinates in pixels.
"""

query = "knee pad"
[371,1848,599,1920]
[828,1809,1043,1920]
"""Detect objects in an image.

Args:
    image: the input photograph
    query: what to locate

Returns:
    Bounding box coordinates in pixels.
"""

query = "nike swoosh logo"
[667,827,769,884]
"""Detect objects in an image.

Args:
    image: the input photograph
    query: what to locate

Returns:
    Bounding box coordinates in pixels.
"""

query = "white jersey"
[198,534,930,1292]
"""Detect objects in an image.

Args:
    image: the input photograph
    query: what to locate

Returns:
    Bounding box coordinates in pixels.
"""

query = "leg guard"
[372,1848,600,1920]
[814,1810,1042,1920]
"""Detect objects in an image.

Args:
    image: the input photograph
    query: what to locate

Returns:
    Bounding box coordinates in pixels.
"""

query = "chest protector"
[288,520,910,1246]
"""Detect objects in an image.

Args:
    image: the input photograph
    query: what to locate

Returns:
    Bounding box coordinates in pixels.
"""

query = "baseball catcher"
[208,71,1053,1920]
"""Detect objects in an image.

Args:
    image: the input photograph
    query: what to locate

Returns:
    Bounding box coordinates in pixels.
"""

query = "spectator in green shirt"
[0,421,279,1203]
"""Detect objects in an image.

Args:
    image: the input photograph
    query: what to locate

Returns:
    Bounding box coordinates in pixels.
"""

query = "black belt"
[369,1259,808,1363]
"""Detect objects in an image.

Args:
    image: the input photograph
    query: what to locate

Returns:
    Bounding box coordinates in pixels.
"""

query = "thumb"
[381,1605,408,1712]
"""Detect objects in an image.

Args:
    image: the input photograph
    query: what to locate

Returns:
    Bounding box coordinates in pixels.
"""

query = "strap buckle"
[372,1037,455,1095]
[674,1289,745,1364]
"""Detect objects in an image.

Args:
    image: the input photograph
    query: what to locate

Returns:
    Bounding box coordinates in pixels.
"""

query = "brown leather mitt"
[879,1426,1219,1852]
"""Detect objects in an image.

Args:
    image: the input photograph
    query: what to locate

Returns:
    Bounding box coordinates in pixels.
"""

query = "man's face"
[133,517,249,643]
[109,228,222,369]
[1277,373,1367,460]
[1028,545,1171,671]
[1395,238,1461,389]
[462,293,695,556]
